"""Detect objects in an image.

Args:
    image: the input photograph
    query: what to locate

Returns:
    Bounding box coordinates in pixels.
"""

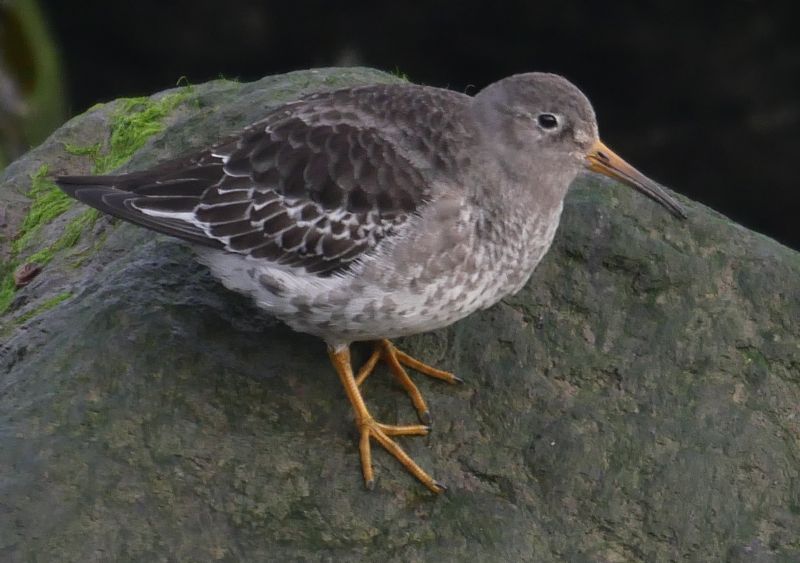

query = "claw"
[356,339,459,424]
[329,345,446,493]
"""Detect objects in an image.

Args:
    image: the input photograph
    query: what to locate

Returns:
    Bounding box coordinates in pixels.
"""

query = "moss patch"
[14,291,71,325]
[1,87,193,317]
[93,91,192,173]
[24,208,100,266]
[0,166,99,315]
[62,141,101,160]
[0,163,73,314]
[12,164,73,253]
[0,268,15,315]
[66,88,193,174]
[0,291,71,336]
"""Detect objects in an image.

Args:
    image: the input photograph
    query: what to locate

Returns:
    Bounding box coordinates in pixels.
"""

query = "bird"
[56,72,686,494]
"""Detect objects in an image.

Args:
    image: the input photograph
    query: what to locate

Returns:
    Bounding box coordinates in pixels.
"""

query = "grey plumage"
[56,72,686,493]
[58,83,475,276]
[57,73,684,347]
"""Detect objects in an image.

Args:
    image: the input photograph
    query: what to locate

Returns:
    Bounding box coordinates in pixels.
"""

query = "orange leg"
[329,345,447,493]
[355,339,462,424]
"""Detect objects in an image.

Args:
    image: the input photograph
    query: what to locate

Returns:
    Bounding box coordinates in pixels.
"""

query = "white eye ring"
[536,113,560,130]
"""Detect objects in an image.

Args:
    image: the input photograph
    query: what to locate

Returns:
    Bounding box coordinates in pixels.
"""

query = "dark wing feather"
[55,176,224,247]
[56,84,472,275]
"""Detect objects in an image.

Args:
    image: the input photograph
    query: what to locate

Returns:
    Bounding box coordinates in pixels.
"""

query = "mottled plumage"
[58,85,473,273]
[56,73,685,493]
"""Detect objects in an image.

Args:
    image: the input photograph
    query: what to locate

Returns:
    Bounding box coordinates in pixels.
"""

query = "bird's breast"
[472,199,565,308]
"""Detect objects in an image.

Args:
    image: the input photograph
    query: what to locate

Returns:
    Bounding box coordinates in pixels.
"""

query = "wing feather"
[56,83,473,276]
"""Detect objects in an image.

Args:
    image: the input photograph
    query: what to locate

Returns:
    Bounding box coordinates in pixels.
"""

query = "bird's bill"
[585,140,687,219]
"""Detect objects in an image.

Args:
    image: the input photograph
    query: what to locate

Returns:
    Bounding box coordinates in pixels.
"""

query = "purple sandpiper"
[56,72,686,493]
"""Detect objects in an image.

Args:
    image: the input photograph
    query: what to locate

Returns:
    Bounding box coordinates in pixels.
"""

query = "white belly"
[193,201,563,346]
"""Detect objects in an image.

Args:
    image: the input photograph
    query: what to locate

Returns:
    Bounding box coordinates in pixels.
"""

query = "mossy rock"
[1,68,799,561]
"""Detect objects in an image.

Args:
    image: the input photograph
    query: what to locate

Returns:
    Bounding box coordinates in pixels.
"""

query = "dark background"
[41,1,800,250]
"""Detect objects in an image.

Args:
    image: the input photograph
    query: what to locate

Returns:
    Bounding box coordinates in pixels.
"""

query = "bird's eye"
[537,113,559,130]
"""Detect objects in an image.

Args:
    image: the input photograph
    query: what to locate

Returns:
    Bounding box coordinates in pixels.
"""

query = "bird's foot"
[355,339,461,425]
[357,417,445,493]
[329,345,447,493]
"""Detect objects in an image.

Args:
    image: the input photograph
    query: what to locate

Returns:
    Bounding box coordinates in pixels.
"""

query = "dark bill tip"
[586,140,687,220]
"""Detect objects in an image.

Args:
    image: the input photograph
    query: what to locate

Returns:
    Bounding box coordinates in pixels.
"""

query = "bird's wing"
[56,85,469,276]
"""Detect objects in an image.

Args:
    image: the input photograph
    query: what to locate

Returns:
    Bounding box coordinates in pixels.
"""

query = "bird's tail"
[55,175,219,247]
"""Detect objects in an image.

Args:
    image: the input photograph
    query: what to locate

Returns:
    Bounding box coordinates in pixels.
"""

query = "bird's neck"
[471,142,576,217]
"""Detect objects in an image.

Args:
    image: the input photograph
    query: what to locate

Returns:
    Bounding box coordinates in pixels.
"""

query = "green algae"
[1,87,194,318]
[11,291,70,326]
[0,164,71,315]
[62,141,101,160]
[24,208,100,266]
[0,268,14,315]
[0,290,72,336]
[92,91,192,173]
[65,87,193,174]
[12,164,73,253]
[0,166,96,315]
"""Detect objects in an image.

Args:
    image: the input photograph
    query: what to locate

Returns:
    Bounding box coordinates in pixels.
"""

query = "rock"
[1,68,799,561]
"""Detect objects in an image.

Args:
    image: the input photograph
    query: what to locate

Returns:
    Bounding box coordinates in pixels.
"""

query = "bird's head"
[474,72,686,218]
